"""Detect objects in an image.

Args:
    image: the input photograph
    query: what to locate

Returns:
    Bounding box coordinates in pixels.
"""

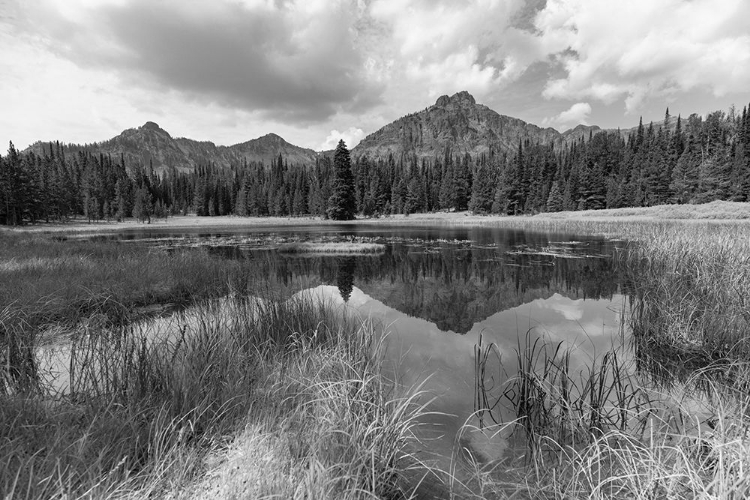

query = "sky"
[2,0,750,152]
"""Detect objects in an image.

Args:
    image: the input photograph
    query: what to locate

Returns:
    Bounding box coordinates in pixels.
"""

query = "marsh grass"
[0,231,434,500]
[615,223,750,374]
[471,333,750,498]
[0,232,311,328]
[475,332,657,458]
[2,295,435,499]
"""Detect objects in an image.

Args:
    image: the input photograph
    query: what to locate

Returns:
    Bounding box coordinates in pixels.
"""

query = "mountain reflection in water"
[303,282,625,469]
[185,232,624,334]
[113,225,629,468]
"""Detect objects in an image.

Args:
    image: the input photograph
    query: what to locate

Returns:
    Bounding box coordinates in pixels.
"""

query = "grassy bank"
[622,223,750,363]
[471,332,750,499]
[10,200,750,235]
[0,231,260,328]
[0,232,435,499]
[1,295,433,499]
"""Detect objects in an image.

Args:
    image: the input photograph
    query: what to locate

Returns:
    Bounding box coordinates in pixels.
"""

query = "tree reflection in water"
[336,257,356,303]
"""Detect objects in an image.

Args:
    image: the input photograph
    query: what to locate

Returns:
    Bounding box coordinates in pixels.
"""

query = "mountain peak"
[141,121,162,131]
[259,132,285,142]
[451,90,476,105]
[435,91,476,107]
[353,91,564,160]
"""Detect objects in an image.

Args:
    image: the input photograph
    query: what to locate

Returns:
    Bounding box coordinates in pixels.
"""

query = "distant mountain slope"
[351,91,602,160]
[27,122,319,173]
[24,91,627,172]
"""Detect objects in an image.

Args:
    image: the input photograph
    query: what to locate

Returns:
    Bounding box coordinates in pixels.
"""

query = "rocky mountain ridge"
[27,122,319,173]
[26,91,635,172]
[350,91,602,160]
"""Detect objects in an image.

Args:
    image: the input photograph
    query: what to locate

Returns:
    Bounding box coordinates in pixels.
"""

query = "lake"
[102,222,631,472]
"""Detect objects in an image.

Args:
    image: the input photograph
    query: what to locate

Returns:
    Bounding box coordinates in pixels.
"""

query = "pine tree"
[729,142,749,201]
[390,177,406,214]
[404,176,424,214]
[0,142,31,225]
[670,147,695,203]
[438,151,455,209]
[235,185,248,216]
[326,140,357,220]
[454,153,471,210]
[491,161,513,214]
[133,187,151,223]
[194,176,207,216]
[468,161,494,213]
[546,181,564,212]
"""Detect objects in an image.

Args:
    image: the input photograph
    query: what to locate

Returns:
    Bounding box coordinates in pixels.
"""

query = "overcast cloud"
[542,102,592,131]
[1,0,749,151]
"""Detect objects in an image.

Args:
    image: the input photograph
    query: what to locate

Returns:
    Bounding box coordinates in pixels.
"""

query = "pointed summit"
[138,121,172,138]
[256,133,287,145]
[229,133,317,165]
[353,90,561,159]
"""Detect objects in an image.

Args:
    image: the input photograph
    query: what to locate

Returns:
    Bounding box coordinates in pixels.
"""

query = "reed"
[620,223,750,368]
[475,331,657,460]
[1,269,433,499]
[471,331,750,498]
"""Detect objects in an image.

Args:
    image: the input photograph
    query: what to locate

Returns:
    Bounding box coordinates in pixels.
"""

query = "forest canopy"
[2,106,749,225]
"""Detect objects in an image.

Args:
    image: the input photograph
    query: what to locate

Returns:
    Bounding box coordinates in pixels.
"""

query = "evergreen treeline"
[2,105,750,226]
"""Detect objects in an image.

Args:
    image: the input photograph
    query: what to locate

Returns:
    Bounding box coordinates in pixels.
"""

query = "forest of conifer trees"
[2,105,749,226]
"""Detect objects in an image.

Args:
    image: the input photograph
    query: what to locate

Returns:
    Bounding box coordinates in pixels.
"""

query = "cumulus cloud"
[318,127,365,151]
[4,0,749,147]
[533,0,750,113]
[541,294,585,322]
[367,0,542,100]
[16,0,384,123]
[542,102,592,130]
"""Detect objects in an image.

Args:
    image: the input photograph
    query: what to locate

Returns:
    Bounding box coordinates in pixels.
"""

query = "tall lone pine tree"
[327,140,357,220]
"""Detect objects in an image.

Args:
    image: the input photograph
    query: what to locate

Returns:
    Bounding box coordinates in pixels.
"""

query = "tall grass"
[620,223,750,369]
[0,232,434,499]
[475,331,657,460]
[472,332,750,498]
[1,294,434,499]
[0,232,264,330]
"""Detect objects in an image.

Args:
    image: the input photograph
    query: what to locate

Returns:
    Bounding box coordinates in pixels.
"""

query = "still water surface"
[113,223,630,469]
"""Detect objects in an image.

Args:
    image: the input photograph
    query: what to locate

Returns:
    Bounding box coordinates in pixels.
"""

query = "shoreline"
[6,200,750,234]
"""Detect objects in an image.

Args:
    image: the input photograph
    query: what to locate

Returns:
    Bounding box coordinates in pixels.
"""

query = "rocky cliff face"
[352,91,600,160]
[28,122,319,173]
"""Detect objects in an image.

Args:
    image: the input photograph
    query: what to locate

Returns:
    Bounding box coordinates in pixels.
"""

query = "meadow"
[2,201,750,499]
